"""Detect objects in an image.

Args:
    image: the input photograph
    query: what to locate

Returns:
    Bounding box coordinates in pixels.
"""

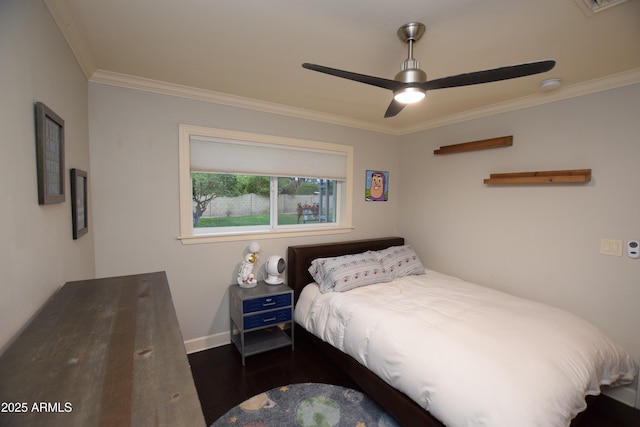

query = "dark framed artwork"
[365,170,389,201]
[35,102,65,204]
[70,168,88,239]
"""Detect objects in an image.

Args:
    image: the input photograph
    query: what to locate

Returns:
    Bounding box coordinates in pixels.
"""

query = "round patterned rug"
[211,382,400,427]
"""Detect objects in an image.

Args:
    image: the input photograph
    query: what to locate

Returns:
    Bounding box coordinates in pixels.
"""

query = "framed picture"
[35,102,65,204]
[365,170,389,201]
[70,168,88,239]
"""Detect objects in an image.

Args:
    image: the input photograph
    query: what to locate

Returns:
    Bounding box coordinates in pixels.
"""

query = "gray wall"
[88,83,399,350]
[0,0,95,351]
[398,85,640,362]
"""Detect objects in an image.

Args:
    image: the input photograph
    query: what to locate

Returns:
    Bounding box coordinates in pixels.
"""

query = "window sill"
[177,226,354,244]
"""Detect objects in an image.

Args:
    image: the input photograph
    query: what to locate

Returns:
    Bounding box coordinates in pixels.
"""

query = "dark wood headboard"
[286,237,404,302]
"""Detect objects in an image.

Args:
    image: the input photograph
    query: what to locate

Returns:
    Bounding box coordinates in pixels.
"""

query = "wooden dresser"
[0,271,205,427]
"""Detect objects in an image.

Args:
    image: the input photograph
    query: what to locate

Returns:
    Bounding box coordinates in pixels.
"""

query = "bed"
[287,237,636,427]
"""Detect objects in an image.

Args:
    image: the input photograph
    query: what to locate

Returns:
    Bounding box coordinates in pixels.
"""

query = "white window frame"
[178,124,353,244]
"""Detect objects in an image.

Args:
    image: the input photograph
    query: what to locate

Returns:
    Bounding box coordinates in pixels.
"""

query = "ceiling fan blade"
[302,63,405,91]
[384,99,407,118]
[421,60,556,91]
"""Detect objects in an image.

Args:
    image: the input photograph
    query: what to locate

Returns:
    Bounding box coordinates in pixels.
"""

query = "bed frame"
[287,237,444,427]
[287,236,597,427]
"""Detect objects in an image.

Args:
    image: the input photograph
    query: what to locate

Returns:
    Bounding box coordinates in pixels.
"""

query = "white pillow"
[308,251,391,293]
[374,245,425,279]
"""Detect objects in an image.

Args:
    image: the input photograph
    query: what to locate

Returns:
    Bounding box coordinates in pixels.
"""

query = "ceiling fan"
[302,22,556,118]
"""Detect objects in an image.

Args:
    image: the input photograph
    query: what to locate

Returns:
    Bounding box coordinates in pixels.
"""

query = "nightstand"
[229,281,294,365]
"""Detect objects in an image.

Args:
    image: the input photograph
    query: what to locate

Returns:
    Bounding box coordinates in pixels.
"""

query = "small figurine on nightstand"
[237,242,260,288]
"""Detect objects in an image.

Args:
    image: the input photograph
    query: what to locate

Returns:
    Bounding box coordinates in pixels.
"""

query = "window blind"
[190,135,348,180]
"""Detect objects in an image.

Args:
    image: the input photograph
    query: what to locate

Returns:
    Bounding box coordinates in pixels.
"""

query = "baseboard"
[184,331,230,354]
[184,324,294,354]
[603,374,639,408]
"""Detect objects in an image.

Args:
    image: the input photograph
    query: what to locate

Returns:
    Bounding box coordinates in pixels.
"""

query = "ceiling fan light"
[394,88,425,104]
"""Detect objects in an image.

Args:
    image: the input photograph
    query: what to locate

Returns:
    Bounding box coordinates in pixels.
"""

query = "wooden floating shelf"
[434,135,512,155]
[484,169,592,185]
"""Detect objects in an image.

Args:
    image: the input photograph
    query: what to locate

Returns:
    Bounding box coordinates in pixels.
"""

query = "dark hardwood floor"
[189,329,640,426]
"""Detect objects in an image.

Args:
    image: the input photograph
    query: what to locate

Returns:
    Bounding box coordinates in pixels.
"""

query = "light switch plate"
[600,239,623,256]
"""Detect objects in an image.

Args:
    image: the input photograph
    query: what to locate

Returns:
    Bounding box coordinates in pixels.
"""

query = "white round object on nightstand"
[264,255,286,285]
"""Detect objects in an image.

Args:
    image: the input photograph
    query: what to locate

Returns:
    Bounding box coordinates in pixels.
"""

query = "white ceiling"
[45,0,640,134]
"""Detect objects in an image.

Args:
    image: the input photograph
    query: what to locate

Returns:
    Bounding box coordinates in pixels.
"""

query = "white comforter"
[295,270,636,427]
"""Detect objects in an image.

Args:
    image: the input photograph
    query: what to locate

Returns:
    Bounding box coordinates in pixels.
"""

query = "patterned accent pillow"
[374,245,425,279]
[308,252,391,293]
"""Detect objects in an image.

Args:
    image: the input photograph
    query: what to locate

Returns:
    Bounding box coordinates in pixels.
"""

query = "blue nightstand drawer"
[243,293,292,314]
[243,308,292,330]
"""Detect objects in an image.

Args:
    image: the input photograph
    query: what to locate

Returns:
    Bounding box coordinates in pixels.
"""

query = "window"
[191,174,338,229]
[179,125,353,243]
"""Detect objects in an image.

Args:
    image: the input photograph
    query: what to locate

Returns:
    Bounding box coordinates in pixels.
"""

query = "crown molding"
[89,70,401,135]
[401,68,640,135]
[90,68,640,137]
[44,0,96,79]
[45,1,639,136]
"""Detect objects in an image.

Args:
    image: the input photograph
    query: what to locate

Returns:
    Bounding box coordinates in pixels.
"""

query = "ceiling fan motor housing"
[396,63,426,83]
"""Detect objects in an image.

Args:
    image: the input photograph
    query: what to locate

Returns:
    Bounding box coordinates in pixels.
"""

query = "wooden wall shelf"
[484,169,592,185]
[434,135,512,155]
